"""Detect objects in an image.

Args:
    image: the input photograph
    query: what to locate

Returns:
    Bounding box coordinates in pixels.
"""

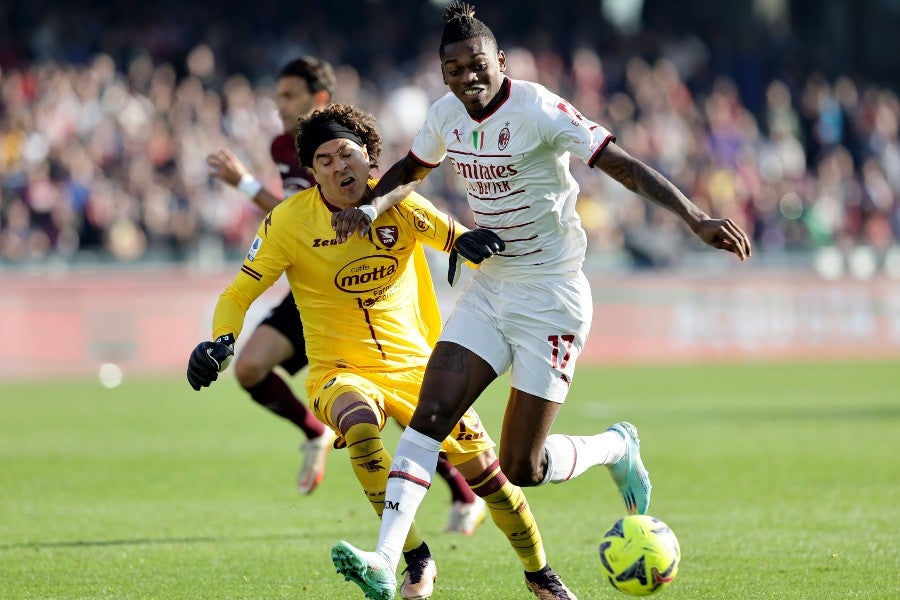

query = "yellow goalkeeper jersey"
[212,180,462,383]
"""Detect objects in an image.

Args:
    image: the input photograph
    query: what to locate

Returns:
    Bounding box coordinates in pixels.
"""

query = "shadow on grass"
[0,532,302,551]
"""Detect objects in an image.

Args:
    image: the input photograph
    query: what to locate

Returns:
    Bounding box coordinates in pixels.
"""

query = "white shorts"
[440,270,593,403]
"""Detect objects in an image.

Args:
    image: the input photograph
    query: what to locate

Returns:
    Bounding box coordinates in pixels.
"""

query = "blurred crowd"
[0,32,898,269]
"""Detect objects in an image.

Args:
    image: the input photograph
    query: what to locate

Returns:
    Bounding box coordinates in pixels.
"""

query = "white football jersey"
[411,78,614,282]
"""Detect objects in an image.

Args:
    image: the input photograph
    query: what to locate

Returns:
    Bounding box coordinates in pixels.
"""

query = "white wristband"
[237,173,263,198]
[357,204,378,222]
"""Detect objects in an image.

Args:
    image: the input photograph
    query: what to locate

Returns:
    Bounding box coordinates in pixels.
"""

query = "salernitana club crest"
[375,226,399,248]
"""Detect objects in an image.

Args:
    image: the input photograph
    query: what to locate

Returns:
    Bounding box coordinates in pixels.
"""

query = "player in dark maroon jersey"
[205,58,487,532]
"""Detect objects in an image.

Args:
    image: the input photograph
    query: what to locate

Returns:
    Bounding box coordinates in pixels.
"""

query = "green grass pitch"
[1,361,898,599]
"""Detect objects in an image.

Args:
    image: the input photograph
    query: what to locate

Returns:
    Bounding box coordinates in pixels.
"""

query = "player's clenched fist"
[448,228,505,285]
[187,334,236,391]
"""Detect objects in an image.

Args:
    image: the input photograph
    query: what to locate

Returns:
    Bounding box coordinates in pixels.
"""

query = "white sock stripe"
[390,455,435,484]
[387,470,432,489]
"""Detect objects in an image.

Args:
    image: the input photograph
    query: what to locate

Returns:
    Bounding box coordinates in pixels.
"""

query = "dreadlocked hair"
[294,103,382,168]
[440,2,497,56]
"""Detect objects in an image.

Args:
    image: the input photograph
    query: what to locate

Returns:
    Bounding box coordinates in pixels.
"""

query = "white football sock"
[542,432,626,484]
[376,427,441,571]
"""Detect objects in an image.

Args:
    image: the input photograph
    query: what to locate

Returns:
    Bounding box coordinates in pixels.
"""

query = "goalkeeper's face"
[310,138,372,209]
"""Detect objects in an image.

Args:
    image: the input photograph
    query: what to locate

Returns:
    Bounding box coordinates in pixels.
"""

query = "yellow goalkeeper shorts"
[308,366,494,465]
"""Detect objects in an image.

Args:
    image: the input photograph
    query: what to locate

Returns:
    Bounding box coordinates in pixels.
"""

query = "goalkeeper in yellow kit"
[186,103,571,600]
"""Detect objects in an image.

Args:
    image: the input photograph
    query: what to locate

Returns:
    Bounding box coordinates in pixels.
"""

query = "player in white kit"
[330,3,752,599]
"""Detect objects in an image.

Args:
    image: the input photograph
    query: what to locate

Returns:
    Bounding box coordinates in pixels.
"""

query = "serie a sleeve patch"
[247,235,263,261]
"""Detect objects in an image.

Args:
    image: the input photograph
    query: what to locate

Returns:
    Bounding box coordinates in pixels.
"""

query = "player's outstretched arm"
[331,154,434,243]
[207,148,282,213]
[594,142,752,261]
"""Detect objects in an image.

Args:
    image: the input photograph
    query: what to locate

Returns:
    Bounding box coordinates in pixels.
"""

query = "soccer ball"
[598,515,680,596]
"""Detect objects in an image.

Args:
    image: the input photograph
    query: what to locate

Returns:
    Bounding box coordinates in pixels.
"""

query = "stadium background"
[2,0,900,378]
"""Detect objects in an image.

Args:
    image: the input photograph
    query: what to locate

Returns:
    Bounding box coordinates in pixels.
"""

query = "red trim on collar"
[471,78,512,123]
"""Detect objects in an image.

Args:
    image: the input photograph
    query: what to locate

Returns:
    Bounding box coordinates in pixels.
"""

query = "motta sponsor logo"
[335,255,399,293]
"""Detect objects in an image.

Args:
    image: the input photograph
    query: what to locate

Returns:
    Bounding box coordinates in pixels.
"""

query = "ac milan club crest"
[498,125,510,150]
[375,226,399,248]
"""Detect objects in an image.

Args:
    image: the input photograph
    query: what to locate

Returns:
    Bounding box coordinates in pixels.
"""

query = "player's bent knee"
[408,402,458,441]
[499,456,544,488]
[232,356,270,390]
[505,468,543,488]
[332,398,379,435]
[408,418,455,443]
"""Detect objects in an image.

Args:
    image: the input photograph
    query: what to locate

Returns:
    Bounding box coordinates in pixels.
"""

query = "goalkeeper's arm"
[186,333,236,391]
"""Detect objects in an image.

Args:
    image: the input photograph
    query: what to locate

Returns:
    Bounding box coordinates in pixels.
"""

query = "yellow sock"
[467,459,546,571]
[342,415,424,553]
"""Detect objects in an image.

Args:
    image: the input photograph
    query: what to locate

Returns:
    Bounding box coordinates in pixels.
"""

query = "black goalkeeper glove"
[448,228,506,286]
[187,333,235,391]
